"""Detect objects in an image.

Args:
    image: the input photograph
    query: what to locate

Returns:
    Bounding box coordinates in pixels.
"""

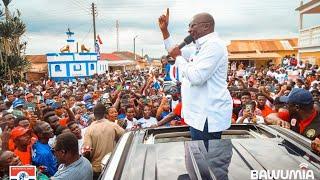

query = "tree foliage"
[0,0,29,82]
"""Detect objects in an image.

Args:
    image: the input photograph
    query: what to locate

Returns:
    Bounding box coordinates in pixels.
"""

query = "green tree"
[0,0,29,82]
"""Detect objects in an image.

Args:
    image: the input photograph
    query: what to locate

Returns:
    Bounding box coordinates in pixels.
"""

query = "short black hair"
[55,132,78,154]
[55,126,69,136]
[14,116,28,127]
[256,93,266,98]
[33,121,46,136]
[94,103,106,120]
[125,106,134,112]
[67,121,77,129]
[241,91,251,98]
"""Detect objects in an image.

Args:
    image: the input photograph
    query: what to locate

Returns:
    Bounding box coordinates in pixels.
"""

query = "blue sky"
[5,0,320,57]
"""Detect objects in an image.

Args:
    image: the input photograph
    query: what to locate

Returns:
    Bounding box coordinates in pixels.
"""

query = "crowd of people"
[0,55,320,179]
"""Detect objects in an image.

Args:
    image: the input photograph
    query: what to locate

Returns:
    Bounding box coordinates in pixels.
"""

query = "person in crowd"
[237,91,262,119]
[1,112,15,130]
[277,88,320,140]
[124,107,137,130]
[161,55,172,81]
[24,93,36,112]
[137,105,158,128]
[236,101,265,124]
[0,150,22,179]
[52,132,93,180]
[256,93,273,118]
[10,126,32,165]
[67,121,84,152]
[32,121,58,177]
[83,103,124,180]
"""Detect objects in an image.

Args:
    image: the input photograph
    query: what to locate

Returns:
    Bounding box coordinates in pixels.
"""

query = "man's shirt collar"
[195,32,217,48]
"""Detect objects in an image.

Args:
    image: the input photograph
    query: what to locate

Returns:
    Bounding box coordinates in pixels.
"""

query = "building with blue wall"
[47,52,99,81]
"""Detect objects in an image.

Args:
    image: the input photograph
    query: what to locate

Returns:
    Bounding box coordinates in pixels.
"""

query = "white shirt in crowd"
[275,72,287,84]
[164,32,233,132]
[137,117,157,128]
[125,117,138,130]
[297,62,305,69]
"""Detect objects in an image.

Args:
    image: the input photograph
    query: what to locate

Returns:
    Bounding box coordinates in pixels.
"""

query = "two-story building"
[296,0,320,64]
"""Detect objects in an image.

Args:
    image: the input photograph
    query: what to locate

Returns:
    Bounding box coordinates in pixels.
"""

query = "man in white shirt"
[158,9,232,149]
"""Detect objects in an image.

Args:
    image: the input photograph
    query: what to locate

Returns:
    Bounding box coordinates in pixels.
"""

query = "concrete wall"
[97,60,109,74]
[26,72,46,81]
[300,51,320,65]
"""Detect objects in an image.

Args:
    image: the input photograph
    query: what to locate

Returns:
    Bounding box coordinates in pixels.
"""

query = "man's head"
[33,121,54,141]
[240,91,251,105]
[48,115,60,132]
[311,90,320,103]
[11,127,32,149]
[67,121,82,139]
[0,151,22,173]
[14,116,30,129]
[26,93,34,103]
[7,93,16,102]
[256,93,267,109]
[160,55,169,66]
[188,13,215,40]
[2,112,15,129]
[280,88,314,119]
[53,133,79,164]
[93,103,106,120]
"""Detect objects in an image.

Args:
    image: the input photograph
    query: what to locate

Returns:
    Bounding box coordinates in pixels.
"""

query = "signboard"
[9,166,36,180]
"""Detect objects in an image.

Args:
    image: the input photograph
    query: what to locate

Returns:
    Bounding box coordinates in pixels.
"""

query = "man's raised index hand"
[158,8,170,39]
[165,8,169,23]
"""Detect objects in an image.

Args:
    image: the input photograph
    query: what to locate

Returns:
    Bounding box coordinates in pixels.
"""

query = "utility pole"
[91,3,97,51]
[133,35,138,61]
[141,48,144,58]
[116,20,119,52]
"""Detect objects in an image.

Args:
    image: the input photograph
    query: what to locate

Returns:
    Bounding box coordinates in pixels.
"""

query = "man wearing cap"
[278,88,320,140]
[24,93,36,112]
[10,126,32,165]
[83,93,93,104]
[12,99,25,118]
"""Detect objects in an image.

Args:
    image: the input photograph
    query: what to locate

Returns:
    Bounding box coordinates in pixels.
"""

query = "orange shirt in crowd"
[173,102,186,125]
[14,145,32,165]
[59,118,68,127]
[278,110,290,122]
[260,105,273,118]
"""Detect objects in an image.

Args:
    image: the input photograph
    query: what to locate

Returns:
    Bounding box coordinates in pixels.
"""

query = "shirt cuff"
[164,37,172,51]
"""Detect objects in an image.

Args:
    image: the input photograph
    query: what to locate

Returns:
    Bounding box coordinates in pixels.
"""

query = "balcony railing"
[299,25,320,48]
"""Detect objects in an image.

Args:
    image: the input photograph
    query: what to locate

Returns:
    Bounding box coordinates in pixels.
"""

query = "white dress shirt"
[164,32,232,132]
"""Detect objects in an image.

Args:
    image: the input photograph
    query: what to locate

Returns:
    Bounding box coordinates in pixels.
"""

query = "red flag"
[97,35,103,44]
